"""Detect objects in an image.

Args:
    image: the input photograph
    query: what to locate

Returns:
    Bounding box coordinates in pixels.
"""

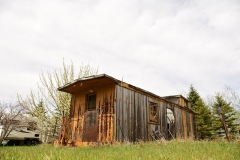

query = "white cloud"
[0,0,239,100]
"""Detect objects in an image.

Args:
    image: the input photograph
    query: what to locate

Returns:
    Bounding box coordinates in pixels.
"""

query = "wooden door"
[82,110,99,142]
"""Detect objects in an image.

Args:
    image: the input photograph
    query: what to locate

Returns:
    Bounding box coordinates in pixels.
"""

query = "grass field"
[0,140,239,160]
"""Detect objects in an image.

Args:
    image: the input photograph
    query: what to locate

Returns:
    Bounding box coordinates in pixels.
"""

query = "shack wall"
[67,83,195,143]
[69,83,115,142]
[114,85,195,142]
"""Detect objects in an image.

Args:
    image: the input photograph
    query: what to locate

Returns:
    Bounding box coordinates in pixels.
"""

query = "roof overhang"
[58,74,119,93]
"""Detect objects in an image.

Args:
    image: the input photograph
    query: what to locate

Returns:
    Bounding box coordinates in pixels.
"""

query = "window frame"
[86,93,97,111]
[149,102,158,123]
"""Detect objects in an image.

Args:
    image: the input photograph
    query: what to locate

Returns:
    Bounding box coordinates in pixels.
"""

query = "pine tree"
[187,85,213,139]
[195,98,214,139]
[212,94,238,137]
[187,85,200,112]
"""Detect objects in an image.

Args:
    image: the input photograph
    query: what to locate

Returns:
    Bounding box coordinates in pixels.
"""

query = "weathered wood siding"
[115,85,149,142]
[114,85,195,142]
[174,107,183,139]
[59,75,196,145]
[69,83,115,142]
[68,84,195,143]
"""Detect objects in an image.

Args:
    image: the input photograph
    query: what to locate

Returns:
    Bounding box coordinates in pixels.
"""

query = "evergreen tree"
[187,85,213,139]
[195,98,214,139]
[187,85,200,112]
[212,94,238,137]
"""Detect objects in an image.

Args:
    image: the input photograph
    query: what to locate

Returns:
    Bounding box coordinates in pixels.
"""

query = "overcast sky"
[0,0,240,101]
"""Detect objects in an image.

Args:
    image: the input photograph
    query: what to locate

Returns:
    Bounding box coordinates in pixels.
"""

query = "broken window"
[167,108,175,139]
[150,124,161,141]
[87,94,96,110]
[149,102,158,122]
[167,108,175,124]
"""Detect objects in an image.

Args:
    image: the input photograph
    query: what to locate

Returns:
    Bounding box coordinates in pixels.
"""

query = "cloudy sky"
[0,0,240,101]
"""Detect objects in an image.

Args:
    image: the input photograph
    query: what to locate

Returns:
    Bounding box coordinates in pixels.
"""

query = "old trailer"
[0,120,55,146]
[58,74,196,146]
[0,125,41,146]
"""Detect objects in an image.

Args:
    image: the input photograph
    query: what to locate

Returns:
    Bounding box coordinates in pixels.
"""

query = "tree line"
[187,85,239,140]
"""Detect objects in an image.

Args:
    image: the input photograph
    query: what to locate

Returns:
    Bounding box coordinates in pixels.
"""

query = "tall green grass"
[0,140,239,160]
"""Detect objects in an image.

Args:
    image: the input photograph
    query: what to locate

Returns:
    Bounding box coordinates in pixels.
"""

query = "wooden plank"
[132,91,136,142]
[143,95,147,141]
[71,95,76,117]
[130,91,134,141]
[140,94,144,140]
[191,113,196,139]
[127,90,131,142]
[141,95,144,140]
[123,87,128,141]
[135,92,139,140]
[118,85,123,141]
[181,110,187,139]
[113,86,118,142]
[128,90,134,142]
[163,103,168,139]
[186,112,190,138]
[174,107,180,139]
[115,85,120,141]
[119,85,123,141]
[158,101,163,139]
[135,92,140,140]
[139,94,143,140]
[179,109,184,138]
[189,113,194,139]
[146,97,150,140]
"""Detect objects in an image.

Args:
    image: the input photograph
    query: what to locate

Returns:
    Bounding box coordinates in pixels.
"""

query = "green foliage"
[212,94,239,137]
[187,85,200,112]
[221,86,240,130]
[30,101,46,119]
[0,141,240,160]
[187,85,213,139]
[195,98,214,139]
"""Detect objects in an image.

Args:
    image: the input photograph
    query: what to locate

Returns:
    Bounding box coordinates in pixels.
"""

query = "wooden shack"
[58,74,196,145]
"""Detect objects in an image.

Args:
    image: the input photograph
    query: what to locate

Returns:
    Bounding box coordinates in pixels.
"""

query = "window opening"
[149,102,158,122]
[87,94,96,110]
[167,108,175,139]
[167,108,175,124]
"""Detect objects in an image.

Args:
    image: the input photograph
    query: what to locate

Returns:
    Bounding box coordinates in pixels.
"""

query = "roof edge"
[58,74,117,91]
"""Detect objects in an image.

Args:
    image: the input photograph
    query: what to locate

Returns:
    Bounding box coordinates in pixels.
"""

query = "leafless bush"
[0,100,25,145]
